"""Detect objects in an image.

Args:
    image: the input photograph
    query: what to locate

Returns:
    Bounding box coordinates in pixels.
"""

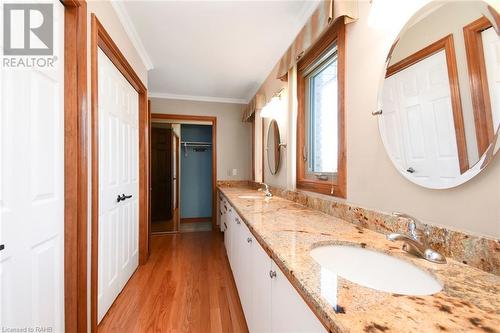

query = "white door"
[271,262,326,333]
[482,27,500,132]
[97,48,139,323]
[382,50,461,187]
[0,1,65,330]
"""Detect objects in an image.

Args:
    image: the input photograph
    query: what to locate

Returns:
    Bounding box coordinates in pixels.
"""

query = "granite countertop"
[218,185,500,333]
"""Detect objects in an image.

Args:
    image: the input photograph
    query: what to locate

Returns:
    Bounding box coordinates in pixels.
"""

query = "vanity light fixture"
[260,88,285,118]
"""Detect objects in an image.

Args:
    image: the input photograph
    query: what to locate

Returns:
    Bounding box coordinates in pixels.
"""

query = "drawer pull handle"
[247,237,252,243]
[269,270,277,279]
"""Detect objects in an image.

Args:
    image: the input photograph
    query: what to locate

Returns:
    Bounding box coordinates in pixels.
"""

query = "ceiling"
[118,0,320,103]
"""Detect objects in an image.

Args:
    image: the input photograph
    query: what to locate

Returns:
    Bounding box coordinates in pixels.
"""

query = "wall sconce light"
[260,88,285,118]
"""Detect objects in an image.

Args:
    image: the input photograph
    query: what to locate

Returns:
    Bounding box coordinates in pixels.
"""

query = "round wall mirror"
[377,1,499,189]
[266,120,282,175]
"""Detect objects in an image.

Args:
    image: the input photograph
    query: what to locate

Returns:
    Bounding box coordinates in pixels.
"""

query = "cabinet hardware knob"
[247,237,252,243]
[269,270,277,279]
[0,244,4,251]
[236,219,241,225]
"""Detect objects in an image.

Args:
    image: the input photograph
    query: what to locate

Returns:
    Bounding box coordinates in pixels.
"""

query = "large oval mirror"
[266,120,282,175]
[377,1,499,189]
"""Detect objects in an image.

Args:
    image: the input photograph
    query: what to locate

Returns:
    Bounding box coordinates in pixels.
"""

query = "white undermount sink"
[310,245,442,296]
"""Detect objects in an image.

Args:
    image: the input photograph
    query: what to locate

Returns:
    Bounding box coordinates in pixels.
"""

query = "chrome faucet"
[387,212,446,264]
[258,183,273,198]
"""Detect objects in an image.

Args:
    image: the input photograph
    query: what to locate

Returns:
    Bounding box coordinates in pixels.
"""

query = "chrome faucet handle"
[393,212,425,242]
[386,233,446,264]
[259,183,272,198]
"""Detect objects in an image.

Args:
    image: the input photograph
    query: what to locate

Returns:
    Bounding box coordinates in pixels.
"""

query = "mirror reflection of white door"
[0,2,65,330]
[382,50,461,186]
[97,48,139,323]
[482,27,500,132]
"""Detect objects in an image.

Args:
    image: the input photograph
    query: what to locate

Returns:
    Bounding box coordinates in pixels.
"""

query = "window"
[296,21,346,197]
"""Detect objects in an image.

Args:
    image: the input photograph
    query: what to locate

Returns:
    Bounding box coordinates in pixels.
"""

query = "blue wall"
[180,125,213,218]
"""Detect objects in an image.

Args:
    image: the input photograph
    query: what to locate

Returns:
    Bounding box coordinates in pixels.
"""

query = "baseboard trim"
[181,217,212,224]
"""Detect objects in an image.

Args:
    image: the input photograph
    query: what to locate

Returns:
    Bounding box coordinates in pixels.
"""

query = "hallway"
[98,231,248,332]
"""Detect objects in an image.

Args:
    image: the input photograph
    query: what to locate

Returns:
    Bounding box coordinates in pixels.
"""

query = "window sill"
[296,179,346,198]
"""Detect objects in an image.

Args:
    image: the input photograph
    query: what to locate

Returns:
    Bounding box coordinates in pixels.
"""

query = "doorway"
[90,15,149,331]
[180,124,213,232]
[150,124,180,233]
[149,114,217,235]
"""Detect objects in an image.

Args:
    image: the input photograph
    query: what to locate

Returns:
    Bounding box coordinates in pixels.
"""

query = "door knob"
[117,194,133,202]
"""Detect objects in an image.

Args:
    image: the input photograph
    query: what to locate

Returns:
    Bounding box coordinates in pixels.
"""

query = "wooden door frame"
[150,113,217,230]
[63,1,88,332]
[463,16,495,156]
[173,132,180,231]
[90,14,149,332]
[386,34,469,174]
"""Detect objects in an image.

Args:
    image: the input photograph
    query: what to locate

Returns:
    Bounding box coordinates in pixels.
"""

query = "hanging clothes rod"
[181,141,212,146]
[182,141,212,157]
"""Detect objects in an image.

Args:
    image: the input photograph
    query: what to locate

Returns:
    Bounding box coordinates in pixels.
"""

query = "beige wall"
[150,98,252,181]
[254,0,500,238]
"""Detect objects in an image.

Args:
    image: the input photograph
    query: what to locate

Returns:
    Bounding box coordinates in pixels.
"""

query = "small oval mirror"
[266,120,282,175]
[377,1,499,189]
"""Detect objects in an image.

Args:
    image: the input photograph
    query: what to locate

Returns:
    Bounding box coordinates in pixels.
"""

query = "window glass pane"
[307,53,338,174]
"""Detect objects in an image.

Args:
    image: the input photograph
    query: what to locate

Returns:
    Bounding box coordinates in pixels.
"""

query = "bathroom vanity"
[218,185,500,333]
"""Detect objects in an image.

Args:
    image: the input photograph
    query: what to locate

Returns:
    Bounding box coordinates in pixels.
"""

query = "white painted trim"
[111,0,154,71]
[149,92,248,104]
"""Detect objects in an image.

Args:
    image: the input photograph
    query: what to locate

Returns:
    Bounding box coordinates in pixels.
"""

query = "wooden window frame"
[296,20,346,198]
[386,34,469,174]
[90,14,150,332]
[463,16,495,157]
[251,115,255,181]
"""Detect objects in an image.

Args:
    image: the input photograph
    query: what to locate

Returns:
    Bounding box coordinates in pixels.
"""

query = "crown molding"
[111,0,154,71]
[149,92,248,104]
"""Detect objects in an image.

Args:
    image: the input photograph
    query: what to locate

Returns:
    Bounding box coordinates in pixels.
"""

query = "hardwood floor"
[151,219,174,233]
[98,231,248,333]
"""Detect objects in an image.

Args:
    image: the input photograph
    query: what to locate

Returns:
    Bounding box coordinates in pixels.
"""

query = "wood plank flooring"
[98,231,248,333]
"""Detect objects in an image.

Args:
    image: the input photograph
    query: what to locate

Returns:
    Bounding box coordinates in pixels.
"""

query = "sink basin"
[310,245,442,295]
[238,195,264,199]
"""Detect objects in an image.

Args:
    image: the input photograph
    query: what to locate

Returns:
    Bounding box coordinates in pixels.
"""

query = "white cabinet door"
[224,221,230,257]
[224,203,233,262]
[239,223,254,328]
[271,262,326,333]
[251,239,272,333]
[231,213,243,289]
[97,48,139,323]
[0,1,65,330]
